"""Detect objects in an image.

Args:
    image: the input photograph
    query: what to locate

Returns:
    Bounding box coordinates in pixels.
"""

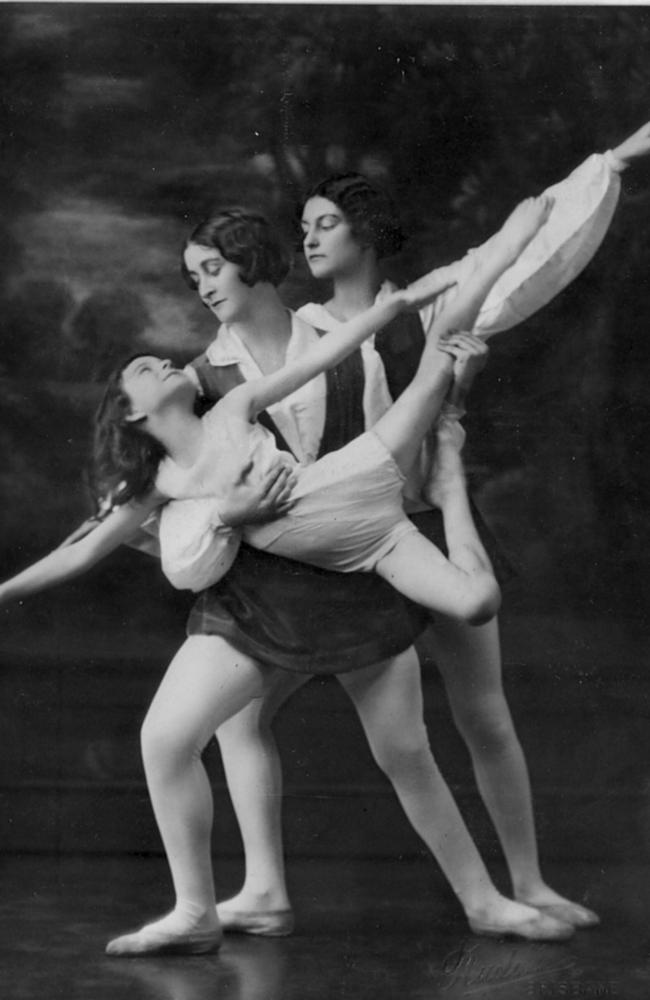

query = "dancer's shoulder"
[295,301,335,331]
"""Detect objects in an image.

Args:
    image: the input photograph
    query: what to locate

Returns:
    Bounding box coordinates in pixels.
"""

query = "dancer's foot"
[423,413,467,509]
[216,891,294,937]
[467,897,574,942]
[516,885,600,928]
[106,907,222,957]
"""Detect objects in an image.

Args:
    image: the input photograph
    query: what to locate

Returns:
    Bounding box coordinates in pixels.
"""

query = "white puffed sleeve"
[158,498,242,592]
[420,151,623,339]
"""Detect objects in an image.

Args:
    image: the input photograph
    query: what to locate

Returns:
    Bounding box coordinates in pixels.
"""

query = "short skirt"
[187,471,514,675]
[247,432,418,574]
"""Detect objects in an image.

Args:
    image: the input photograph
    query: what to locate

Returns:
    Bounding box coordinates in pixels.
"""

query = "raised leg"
[429,615,599,928]
[337,648,574,940]
[375,423,500,625]
[106,636,274,956]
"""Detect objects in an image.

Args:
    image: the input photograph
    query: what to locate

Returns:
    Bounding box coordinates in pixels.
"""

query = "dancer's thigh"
[145,636,277,754]
[337,646,428,759]
[216,668,310,742]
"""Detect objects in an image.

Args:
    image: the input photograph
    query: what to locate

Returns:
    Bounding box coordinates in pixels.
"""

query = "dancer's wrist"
[604,149,628,173]
[440,400,467,422]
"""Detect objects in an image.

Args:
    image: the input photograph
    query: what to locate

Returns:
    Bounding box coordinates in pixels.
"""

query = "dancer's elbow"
[461,577,501,626]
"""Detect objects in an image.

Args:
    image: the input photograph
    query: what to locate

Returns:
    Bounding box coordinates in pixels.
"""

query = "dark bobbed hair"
[181,208,291,290]
[303,173,405,260]
[91,355,167,507]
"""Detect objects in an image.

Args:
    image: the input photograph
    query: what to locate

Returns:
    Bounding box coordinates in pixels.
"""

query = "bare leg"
[430,615,599,927]
[106,636,274,956]
[375,423,500,624]
[215,669,308,934]
[337,649,573,939]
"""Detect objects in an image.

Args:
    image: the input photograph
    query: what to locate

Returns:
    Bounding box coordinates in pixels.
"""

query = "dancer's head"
[92,354,196,504]
[301,173,404,279]
[182,208,291,322]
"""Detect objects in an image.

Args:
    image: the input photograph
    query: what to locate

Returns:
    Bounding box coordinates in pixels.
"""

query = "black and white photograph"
[0,3,649,998]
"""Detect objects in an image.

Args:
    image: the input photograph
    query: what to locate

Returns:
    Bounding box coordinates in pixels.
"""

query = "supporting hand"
[218,457,296,528]
[438,331,490,409]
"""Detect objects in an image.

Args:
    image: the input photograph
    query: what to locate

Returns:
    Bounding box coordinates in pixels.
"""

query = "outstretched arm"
[228,278,457,423]
[229,194,551,425]
[422,118,650,339]
[610,120,650,166]
[0,492,162,608]
[414,194,554,338]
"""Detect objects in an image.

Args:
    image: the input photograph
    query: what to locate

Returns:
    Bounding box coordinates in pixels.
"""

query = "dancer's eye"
[204,262,222,276]
[320,215,339,230]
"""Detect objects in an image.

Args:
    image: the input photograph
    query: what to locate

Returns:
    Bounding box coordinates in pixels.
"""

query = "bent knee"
[140,712,201,773]
[455,707,517,753]
[372,730,433,779]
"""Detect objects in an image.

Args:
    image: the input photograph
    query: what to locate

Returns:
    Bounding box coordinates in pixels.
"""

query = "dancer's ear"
[124,410,146,424]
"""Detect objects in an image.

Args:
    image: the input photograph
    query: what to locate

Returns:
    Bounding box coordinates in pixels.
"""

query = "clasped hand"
[438,330,489,409]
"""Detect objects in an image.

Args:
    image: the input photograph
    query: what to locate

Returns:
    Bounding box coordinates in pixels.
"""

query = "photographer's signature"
[437,941,602,995]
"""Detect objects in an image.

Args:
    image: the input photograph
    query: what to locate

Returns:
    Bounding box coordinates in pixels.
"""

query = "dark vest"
[190,309,426,456]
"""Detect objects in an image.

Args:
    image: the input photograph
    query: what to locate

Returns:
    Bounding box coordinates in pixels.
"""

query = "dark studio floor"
[0,855,648,1000]
[1,600,649,999]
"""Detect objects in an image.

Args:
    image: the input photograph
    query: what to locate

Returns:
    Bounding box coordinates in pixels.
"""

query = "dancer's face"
[121,355,194,420]
[301,196,366,279]
[183,242,252,324]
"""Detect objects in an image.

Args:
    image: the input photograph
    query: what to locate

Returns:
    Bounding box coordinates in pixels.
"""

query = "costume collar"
[205,311,318,370]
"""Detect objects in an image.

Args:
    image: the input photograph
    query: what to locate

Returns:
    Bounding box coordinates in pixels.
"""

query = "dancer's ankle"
[218,886,291,912]
[176,898,220,929]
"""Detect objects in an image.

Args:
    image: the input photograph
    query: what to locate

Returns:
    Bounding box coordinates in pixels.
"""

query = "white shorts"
[248,431,419,573]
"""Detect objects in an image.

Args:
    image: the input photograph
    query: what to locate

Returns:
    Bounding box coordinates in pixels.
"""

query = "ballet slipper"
[468,911,575,942]
[105,922,222,957]
[521,901,600,928]
[216,903,295,937]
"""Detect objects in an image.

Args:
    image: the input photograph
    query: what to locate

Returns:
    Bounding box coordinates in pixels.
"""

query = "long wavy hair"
[91,355,166,507]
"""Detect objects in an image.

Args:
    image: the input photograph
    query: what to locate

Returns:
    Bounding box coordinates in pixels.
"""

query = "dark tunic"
[186,313,508,673]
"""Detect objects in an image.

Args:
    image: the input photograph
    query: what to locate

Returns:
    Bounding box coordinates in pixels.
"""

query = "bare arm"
[420,121,650,339]
[225,199,550,425]
[409,194,555,340]
[229,278,456,423]
[229,293,406,421]
[0,492,163,607]
[610,120,650,167]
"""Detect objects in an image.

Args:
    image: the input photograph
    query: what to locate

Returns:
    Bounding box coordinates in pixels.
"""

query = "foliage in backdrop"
[2,3,650,627]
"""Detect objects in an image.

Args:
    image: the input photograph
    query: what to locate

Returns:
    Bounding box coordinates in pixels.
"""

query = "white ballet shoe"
[468,911,575,942]
[522,900,600,928]
[216,904,295,937]
[106,922,222,957]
